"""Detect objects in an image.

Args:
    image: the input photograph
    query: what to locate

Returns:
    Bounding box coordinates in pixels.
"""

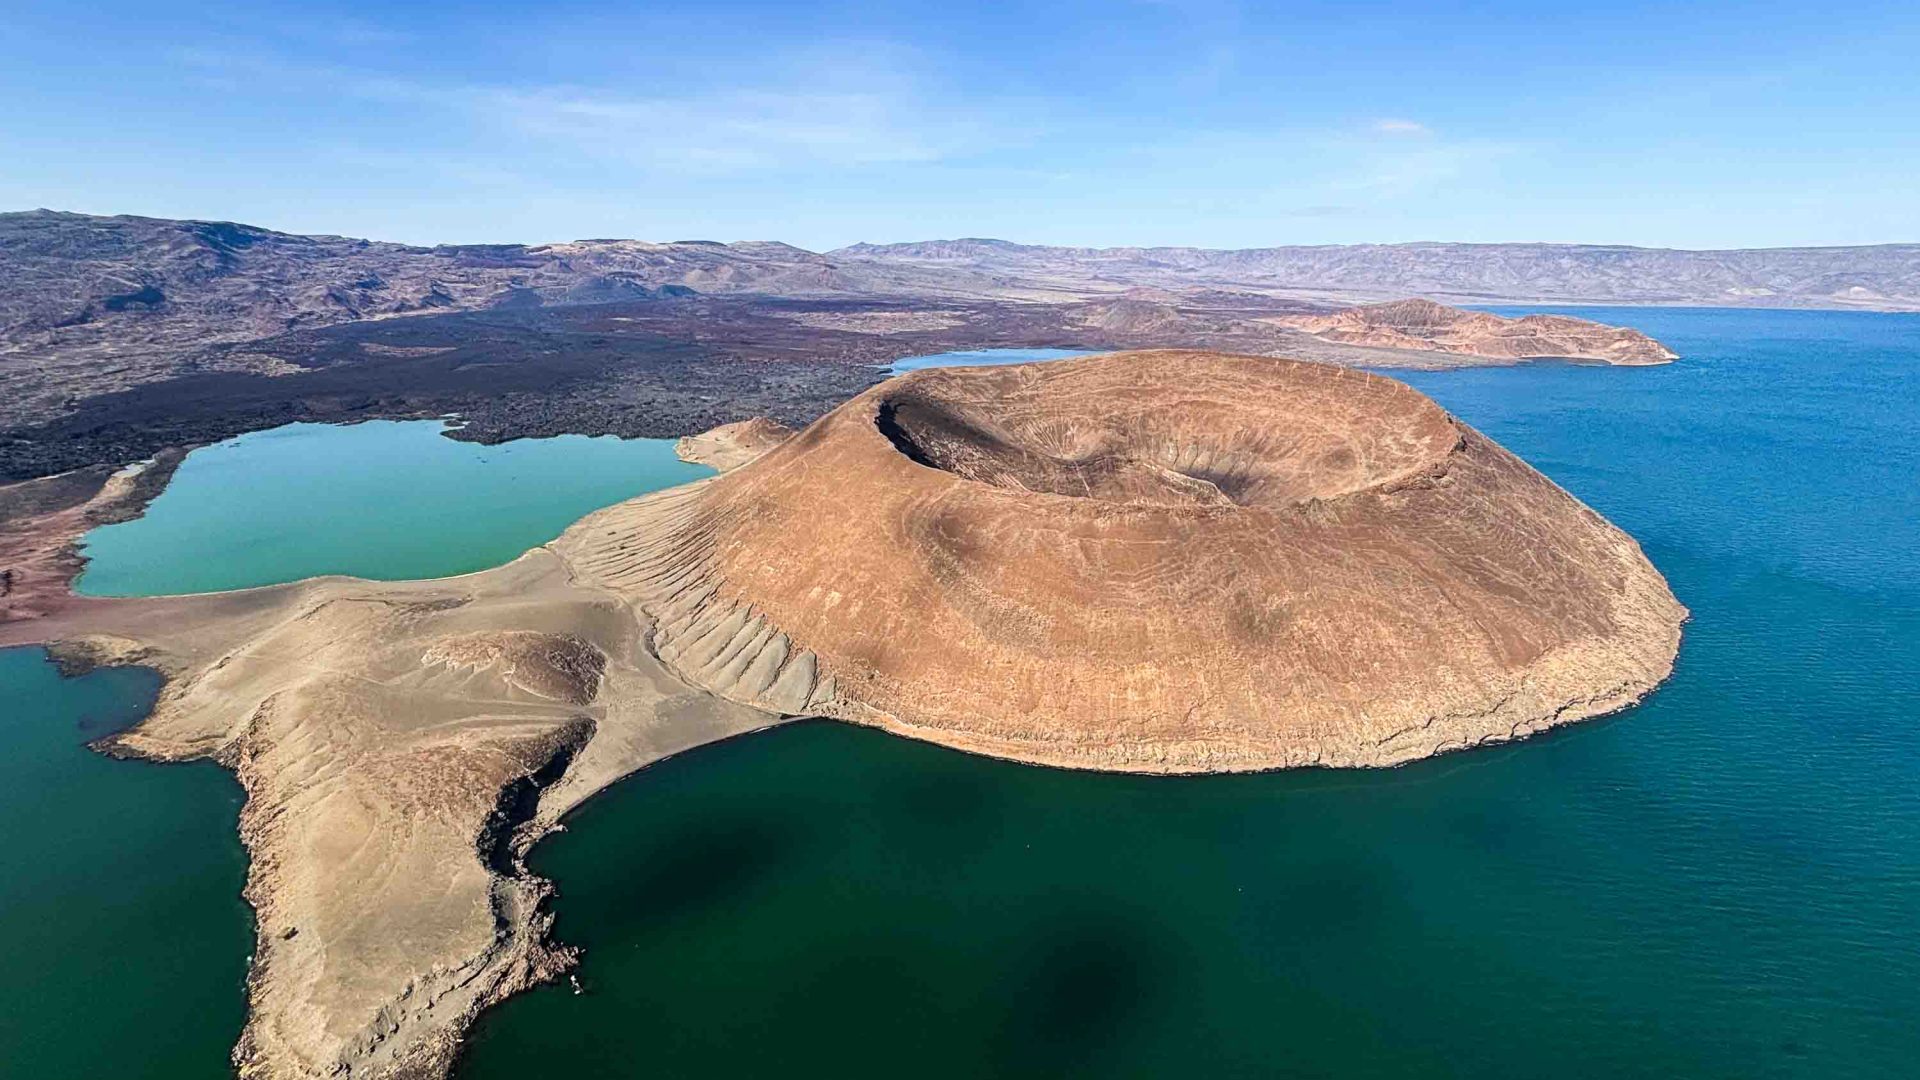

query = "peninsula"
[0,351,1685,1076]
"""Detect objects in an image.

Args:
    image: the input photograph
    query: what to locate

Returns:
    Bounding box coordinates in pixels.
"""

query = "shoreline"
[0,447,190,627]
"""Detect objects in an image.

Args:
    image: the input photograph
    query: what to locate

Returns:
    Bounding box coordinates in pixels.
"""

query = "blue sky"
[4,1,1916,249]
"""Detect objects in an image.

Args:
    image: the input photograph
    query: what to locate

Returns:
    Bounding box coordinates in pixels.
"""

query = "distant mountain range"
[0,210,1017,374]
[834,237,1920,311]
[4,208,1909,404]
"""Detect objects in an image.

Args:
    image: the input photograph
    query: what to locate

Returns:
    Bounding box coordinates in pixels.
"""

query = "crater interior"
[873,356,1459,508]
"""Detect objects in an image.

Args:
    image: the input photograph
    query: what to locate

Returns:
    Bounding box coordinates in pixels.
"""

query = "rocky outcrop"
[674,417,795,473]
[1278,298,1678,364]
[1070,290,1188,334]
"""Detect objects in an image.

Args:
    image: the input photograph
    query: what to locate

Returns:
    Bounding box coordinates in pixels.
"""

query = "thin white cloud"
[174,47,1035,174]
[1370,118,1432,137]
[1118,124,1524,207]
[1346,138,1521,196]
[487,84,1007,169]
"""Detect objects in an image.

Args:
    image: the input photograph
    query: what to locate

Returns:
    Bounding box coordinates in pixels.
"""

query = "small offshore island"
[0,345,1684,1078]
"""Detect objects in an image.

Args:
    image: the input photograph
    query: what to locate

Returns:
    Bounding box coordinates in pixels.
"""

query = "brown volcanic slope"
[563,350,1686,771]
[1279,298,1678,364]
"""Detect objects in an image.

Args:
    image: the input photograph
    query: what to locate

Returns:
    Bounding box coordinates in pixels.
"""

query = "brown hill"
[562,350,1686,771]
[1279,298,1678,364]
[674,416,795,472]
[1070,291,1188,334]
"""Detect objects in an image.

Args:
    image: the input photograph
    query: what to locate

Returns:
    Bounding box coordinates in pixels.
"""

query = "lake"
[5,309,1918,1078]
[75,420,712,595]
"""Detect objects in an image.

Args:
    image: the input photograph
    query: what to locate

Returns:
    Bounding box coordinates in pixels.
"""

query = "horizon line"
[9,206,1920,256]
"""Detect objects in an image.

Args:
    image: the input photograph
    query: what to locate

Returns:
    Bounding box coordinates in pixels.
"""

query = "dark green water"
[0,649,250,1076]
[457,309,1920,1078]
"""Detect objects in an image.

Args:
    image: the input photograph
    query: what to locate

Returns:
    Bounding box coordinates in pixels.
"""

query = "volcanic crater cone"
[561,349,1686,771]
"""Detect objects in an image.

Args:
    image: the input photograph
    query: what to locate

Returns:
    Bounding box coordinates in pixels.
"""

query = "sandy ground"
[674,416,795,473]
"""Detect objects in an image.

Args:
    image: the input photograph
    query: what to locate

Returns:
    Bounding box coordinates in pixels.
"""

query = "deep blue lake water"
[4,308,1917,1078]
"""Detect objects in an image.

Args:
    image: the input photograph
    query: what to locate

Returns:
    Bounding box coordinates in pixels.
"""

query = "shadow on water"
[994,911,1172,1073]
[607,815,805,928]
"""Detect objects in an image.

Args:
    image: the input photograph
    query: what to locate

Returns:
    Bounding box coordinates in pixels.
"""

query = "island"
[0,350,1685,1078]
[1276,298,1679,364]
[573,349,1685,769]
